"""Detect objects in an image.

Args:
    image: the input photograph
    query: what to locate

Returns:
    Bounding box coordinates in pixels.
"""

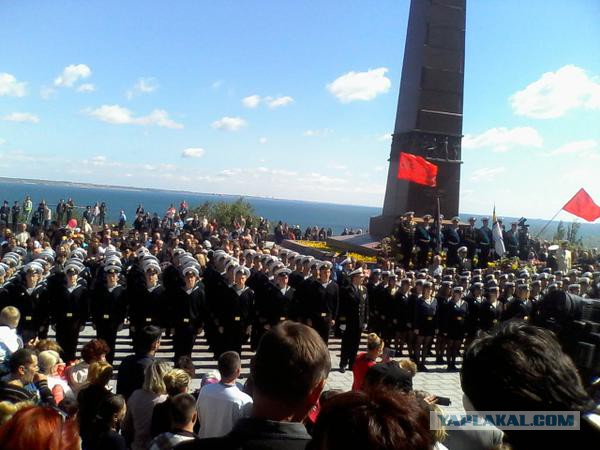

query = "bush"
[189,197,258,228]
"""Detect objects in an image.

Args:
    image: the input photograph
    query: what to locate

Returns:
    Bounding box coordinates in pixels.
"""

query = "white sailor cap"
[36,252,55,264]
[104,264,122,274]
[372,268,382,274]
[339,258,352,266]
[319,261,333,270]
[72,248,88,259]
[104,255,123,267]
[243,249,256,257]
[12,247,27,258]
[64,262,83,274]
[143,262,161,274]
[202,240,212,249]
[2,254,20,267]
[224,259,239,271]
[568,283,581,290]
[275,267,292,277]
[349,267,364,277]
[302,256,314,265]
[183,265,200,277]
[141,254,159,264]
[310,259,322,269]
[234,265,250,277]
[0,265,5,277]
[24,262,44,274]
[457,246,468,253]
[136,246,150,258]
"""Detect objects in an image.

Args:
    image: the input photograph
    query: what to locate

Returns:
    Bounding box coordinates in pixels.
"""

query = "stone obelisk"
[370,0,466,238]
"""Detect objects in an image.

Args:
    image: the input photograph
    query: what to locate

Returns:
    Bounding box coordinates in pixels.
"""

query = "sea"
[0,178,381,234]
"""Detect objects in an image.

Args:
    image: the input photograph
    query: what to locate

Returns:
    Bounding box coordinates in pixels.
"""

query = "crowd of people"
[0,197,599,449]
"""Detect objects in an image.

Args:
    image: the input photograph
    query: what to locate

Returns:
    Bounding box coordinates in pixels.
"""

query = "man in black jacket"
[178,321,330,450]
[338,268,369,372]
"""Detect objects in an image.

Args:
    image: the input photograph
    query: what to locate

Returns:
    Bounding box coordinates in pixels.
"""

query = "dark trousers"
[340,326,361,369]
[173,325,196,360]
[56,321,81,361]
[313,317,332,344]
[96,323,118,363]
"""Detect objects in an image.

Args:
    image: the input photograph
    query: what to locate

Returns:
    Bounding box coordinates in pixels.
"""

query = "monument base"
[369,215,398,239]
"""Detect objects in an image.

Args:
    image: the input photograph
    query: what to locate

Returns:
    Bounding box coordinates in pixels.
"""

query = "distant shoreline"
[0,176,379,210]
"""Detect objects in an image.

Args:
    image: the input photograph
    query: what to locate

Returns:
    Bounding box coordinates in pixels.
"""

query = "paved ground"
[62,326,465,413]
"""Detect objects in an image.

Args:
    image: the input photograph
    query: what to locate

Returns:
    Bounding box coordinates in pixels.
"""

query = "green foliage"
[553,220,565,241]
[189,197,258,227]
[567,221,582,246]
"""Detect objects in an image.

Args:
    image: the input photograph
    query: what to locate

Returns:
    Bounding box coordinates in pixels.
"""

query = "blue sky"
[1,0,599,220]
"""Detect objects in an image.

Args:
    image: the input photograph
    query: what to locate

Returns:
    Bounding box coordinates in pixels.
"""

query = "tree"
[189,197,258,228]
[567,221,582,246]
[553,220,565,241]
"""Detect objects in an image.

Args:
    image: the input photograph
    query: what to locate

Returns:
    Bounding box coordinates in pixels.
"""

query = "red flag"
[397,152,438,187]
[562,188,600,222]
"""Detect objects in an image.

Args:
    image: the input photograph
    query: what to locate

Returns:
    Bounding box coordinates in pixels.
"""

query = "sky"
[1,0,599,221]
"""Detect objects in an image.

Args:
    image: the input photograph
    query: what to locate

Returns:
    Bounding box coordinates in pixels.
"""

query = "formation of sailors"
[1,236,599,374]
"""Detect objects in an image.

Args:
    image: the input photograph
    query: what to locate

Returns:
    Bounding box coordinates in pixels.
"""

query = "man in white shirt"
[0,307,23,374]
[196,351,252,438]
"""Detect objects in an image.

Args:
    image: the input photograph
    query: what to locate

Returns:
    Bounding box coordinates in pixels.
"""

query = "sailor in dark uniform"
[504,222,519,258]
[464,282,483,348]
[415,215,433,268]
[269,267,296,325]
[91,263,126,363]
[413,281,438,371]
[460,217,478,261]
[434,280,453,363]
[394,212,416,269]
[217,265,254,356]
[288,255,305,289]
[444,286,468,371]
[377,272,398,347]
[477,217,493,268]
[49,261,90,361]
[479,285,503,332]
[368,271,387,337]
[304,261,339,344]
[443,217,461,267]
[390,277,411,357]
[247,256,271,351]
[339,267,368,372]
[172,265,205,361]
[7,262,47,344]
[130,261,164,353]
[503,283,532,321]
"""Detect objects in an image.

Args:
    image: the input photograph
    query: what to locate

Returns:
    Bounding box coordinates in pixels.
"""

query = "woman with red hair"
[0,405,81,450]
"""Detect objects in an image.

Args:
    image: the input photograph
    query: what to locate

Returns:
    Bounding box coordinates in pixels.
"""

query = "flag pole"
[534,206,564,239]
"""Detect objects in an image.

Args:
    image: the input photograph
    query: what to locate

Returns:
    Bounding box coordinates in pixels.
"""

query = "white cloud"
[54,64,92,87]
[0,138,5,145]
[259,137,268,144]
[181,147,205,158]
[327,67,391,103]
[86,104,183,129]
[211,116,247,131]
[40,86,57,100]
[211,80,224,89]
[266,95,294,108]
[0,73,27,97]
[378,133,392,142]
[242,94,261,108]
[126,77,158,99]
[304,128,333,137]
[550,139,599,159]
[77,83,95,93]
[462,126,543,152]
[1,112,40,123]
[469,167,506,182]
[510,65,600,119]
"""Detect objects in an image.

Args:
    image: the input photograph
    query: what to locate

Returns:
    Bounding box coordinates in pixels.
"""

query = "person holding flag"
[492,206,506,260]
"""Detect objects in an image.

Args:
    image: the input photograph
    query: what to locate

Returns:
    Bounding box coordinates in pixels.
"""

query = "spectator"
[0,348,54,405]
[0,306,22,375]
[117,325,161,400]
[122,359,171,450]
[195,351,252,438]
[180,321,331,450]
[308,388,432,450]
[66,338,110,395]
[351,333,383,390]
[0,405,80,450]
[149,393,198,449]
[151,368,191,437]
[78,361,114,447]
[363,360,413,393]
[461,321,599,450]
[38,349,74,404]
[86,394,128,450]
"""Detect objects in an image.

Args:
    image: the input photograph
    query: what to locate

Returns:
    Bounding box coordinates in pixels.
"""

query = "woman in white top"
[38,350,75,404]
[122,360,171,450]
